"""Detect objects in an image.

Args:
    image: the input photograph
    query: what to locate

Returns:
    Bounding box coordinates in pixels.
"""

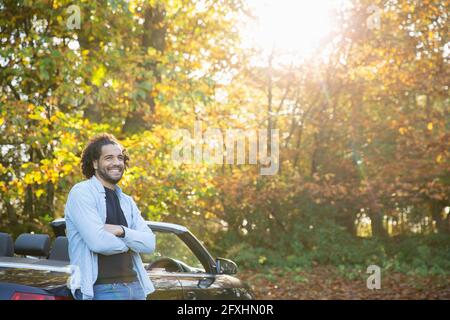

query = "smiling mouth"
[108,168,123,174]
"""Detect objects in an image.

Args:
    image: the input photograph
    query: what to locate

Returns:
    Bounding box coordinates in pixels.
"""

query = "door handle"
[186,291,197,300]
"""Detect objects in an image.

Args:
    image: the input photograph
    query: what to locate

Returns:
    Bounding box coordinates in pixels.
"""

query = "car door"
[141,230,192,300]
[147,270,183,300]
[177,273,240,300]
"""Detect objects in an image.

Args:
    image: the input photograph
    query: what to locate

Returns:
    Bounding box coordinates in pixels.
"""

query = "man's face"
[93,144,125,185]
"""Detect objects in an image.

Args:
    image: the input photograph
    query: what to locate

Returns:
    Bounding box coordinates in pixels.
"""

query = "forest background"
[0,0,449,298]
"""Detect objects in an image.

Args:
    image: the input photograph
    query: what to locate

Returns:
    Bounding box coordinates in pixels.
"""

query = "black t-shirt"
[95,187,137,285]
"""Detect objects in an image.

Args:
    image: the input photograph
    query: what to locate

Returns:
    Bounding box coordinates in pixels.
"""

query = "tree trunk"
[430,200,448,234]
[45,181,55,217]
[123,4,166,134]
[5,199,18,225]
[23,185,34,219]
[370,210,388,238]
[83,97,102,123]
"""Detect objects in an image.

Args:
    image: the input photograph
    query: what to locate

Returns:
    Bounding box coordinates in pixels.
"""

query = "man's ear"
[93,160,98,170]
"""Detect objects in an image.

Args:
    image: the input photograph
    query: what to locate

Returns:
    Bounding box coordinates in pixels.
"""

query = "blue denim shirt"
[64,176,156,300]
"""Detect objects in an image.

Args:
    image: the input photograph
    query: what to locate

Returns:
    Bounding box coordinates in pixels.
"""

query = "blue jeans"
[74,281,146,300]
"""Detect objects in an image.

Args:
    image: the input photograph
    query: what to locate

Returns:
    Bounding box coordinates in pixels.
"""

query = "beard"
[96,165,124,185]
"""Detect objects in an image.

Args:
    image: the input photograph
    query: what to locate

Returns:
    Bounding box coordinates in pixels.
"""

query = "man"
[64,133,155,300]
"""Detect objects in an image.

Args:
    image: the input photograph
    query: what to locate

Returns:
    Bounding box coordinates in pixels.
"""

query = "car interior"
[0,230,205,274]
[0,232,69,262]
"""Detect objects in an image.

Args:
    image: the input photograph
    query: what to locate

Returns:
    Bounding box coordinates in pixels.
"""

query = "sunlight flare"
[244,0,346,58]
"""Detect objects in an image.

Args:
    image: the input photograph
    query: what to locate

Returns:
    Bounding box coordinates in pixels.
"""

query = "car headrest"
[0,233,14,257]
[14,233,51,257]
[50,219,66,238]
[48,236,69,261]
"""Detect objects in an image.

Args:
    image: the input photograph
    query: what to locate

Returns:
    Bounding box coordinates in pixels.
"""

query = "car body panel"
[146,271,183,300]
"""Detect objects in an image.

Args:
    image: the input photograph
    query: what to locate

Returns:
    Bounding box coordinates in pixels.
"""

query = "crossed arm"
[65,185,155,255]
[104,224,125,237]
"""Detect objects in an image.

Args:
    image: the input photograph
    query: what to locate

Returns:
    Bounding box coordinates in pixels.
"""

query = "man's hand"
[104,224,125,237]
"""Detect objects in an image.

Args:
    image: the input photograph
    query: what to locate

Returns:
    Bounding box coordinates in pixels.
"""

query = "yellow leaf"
[436,154,443,164]
[92,65,106,86]
[21,162,32,169]
[36,189,45,198]
[24,174,34,185]
[62,164,73,173]
[427,122,433,131]
[399,127,407,135]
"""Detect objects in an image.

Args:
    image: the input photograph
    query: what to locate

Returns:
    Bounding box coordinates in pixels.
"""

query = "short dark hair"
[80,133,129,179]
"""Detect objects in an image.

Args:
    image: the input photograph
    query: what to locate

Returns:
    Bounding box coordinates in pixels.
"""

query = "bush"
[215,200,450,276]
[221,223,450,276]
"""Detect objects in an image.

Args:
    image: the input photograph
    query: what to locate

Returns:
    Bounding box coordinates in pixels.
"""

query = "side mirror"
[215,257,238,275]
